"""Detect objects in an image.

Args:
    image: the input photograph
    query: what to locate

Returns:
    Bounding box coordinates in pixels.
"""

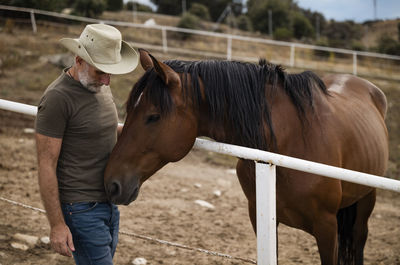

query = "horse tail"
[337,202,357,265]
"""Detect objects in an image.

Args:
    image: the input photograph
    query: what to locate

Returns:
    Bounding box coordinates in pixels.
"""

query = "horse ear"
[148,54,180,87]
[139,48,154,71]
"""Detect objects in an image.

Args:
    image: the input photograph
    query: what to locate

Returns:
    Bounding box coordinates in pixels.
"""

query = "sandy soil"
[0,112,399,265]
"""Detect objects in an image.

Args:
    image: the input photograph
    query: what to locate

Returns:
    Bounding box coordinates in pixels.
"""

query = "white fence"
[1,98,400,264]
[1,4,400,79]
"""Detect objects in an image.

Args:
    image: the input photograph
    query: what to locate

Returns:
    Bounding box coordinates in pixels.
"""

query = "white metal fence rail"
[1,98,400,264]
[1,4,400,77]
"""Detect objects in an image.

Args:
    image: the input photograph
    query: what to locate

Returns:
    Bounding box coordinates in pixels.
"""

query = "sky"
[128,0,400,23]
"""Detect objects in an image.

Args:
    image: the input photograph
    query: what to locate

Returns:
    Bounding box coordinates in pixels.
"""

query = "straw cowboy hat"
[60,24,138,74]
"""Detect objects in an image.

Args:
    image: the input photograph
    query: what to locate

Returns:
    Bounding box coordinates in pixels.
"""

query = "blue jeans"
[61,202,120,265]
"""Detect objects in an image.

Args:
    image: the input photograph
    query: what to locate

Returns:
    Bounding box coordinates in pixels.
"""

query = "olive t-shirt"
[35,70,118,203]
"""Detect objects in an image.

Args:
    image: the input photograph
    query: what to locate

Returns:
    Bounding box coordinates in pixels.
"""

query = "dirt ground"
[0,112,399,265]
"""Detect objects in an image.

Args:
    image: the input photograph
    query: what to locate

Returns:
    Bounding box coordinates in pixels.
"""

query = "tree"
[150,0,239,21]
[72,0,106,18]
[8,0,67,11]
[398,22,400,41]
[292,12,314,39]
[105,0,122,11]
[247,0,292,34]
[323,20,363,49]
[237,14,253,31]
[151,0,182,16]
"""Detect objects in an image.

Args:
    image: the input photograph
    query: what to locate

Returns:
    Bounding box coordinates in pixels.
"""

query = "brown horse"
[104,49,388,265]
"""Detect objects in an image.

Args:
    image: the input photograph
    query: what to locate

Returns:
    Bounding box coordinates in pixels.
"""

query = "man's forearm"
[38,166,64,228]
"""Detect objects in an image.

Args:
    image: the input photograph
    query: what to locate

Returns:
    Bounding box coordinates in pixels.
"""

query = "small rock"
[11,242,29,251]
[18,139,24,143]
[13,233,39,247]
[40,236,50,244]
[194,183,202,188]
[213,190,222,197]
[375,214,382,219]
[194,200,215,209]
[144,18,156,26]
[180,188,189,193]
[225,169,236,175]
[23,128,35,134]
[132,257,147,265]
[214,219,223,226]
[42,53,74,68]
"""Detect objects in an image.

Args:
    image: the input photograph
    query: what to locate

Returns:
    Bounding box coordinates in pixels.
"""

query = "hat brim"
[59,38,139,75]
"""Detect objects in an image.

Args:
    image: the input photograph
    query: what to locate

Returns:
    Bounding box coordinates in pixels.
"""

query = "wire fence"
[0,196,257,264]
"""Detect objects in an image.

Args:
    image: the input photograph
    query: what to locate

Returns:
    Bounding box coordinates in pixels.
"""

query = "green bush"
[351,41,366,51]
[375,34,400,56]
[274,27,293,41]
[125,1,153,12]
[177,13,201,30]
[237,15,253,32]
[176,13,201,39]
[72,0,106,18]
[188,3,210,21]
[313,38,330,58]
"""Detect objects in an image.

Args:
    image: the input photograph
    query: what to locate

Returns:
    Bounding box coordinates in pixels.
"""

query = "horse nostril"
[109,181,122,199]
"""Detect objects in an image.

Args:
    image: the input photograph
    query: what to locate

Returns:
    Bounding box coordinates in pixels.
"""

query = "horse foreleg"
[313,213,339,265]
[353,190,376,265]
[248,200,257,233]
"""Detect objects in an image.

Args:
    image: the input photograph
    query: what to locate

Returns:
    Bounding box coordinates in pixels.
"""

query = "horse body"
[104,50,388,265]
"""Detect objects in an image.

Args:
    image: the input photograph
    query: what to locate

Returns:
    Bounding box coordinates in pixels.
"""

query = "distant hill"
[361,18,400,48]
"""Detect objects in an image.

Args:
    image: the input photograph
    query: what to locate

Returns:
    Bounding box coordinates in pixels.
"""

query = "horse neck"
[195,79,302,149]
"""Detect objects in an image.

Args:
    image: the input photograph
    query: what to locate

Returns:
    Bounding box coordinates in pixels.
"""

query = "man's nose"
[100,74,111,86]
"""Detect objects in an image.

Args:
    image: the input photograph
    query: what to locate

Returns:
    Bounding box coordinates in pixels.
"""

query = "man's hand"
[50,223,75,257]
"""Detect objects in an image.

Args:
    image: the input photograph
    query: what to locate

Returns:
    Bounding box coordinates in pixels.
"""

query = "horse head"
[104,49,198,205]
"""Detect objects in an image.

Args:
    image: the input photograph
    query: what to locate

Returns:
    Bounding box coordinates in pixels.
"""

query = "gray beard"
[77,67,105,93]
[85,84,105,93]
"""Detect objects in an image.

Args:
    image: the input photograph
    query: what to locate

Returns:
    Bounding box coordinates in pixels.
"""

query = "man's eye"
[146,114,160,124]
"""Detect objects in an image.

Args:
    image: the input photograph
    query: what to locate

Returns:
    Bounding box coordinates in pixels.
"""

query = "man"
[35,24,138,264]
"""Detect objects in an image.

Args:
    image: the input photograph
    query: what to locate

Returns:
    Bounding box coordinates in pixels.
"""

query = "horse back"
[323,74,387,118]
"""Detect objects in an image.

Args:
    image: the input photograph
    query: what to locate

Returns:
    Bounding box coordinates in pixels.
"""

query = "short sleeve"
[35,90,69,138]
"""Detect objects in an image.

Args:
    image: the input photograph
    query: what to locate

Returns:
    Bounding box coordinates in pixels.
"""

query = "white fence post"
[290,44,295,67]
[162,27,168,53]
[353,52,357,75]
[256,162,277,265]
[30,10,37,34]
[227,36,232,61]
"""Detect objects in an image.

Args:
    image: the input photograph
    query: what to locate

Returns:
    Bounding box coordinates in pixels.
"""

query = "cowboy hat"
[59,24,138,75]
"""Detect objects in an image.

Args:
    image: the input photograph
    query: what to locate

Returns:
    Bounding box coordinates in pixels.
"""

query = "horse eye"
[146,114,160,124]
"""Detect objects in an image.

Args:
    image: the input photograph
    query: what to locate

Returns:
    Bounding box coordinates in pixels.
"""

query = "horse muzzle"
[105,178,140,205]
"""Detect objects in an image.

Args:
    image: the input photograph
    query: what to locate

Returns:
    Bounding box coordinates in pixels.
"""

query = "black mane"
[127,59,327,151]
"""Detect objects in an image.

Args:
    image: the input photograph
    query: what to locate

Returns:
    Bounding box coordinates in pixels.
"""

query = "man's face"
[77,59,111,93]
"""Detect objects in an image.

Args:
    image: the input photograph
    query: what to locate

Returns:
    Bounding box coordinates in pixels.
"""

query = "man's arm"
[35,133,75,257]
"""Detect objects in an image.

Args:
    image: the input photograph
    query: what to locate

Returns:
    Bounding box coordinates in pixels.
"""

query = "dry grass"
[361,19,400,48]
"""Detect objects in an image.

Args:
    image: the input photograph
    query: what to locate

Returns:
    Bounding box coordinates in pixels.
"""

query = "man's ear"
[139,48,154,71]
[75,56,83,65]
